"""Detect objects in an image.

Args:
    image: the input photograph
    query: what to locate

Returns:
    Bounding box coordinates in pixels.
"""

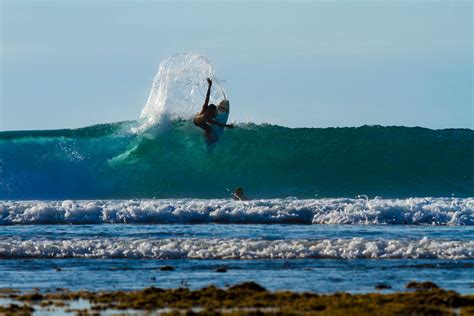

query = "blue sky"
[1,0,472,130]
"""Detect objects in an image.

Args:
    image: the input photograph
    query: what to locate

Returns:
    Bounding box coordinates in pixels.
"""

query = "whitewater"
[1,197,473,225]
[1,236,473,260]
[0,53,473,293]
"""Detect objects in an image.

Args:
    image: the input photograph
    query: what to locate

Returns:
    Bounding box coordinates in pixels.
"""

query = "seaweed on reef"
[0,303,34,316]
[2,281,474,315]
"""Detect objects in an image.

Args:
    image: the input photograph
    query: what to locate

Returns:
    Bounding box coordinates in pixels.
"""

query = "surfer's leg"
[195,120,212,134]
[194,120,216,142]
[194,119,210,132]
[203,124,216,142]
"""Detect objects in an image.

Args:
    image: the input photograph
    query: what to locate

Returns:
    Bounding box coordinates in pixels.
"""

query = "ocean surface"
[0,218,473,294]
[1,53,473,294]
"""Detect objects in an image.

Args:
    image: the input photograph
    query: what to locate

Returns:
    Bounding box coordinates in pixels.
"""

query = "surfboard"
[205,99,230,150]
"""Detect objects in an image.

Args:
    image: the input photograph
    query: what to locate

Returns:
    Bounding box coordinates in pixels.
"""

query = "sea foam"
[0,237,471,260]
[0,197,472,225]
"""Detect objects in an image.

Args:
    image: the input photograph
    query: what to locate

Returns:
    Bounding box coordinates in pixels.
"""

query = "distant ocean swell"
[0,237,472,260]
[1,198,473,225]
[1,122,473,199]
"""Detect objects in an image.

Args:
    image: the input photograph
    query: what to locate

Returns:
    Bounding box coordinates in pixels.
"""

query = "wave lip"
[1,198,473,226]
[0,237,472,260]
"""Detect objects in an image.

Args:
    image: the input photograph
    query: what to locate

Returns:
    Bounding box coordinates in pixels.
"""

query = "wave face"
[1,198,472,225]
[0,236,472,259]
[1,122,473,199]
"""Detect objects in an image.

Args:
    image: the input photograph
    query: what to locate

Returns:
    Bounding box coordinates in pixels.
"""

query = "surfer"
[193,78,234,141]
[233,187,249,201]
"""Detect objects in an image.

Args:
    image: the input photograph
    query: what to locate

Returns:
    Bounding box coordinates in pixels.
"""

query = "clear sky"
[1,0,472,131]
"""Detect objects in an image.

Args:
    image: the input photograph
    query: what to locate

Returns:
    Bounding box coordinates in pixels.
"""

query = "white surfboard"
[205,99,230,150]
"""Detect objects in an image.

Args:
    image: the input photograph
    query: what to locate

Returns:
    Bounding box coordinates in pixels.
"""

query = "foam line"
[1,197,472,225]
[0,237,471,259]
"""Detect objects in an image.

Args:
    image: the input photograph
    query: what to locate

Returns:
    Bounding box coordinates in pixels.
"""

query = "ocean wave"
[0,237,471,260]
[1,122,473,199]
[1,53,473,200]
[1,197,472,225]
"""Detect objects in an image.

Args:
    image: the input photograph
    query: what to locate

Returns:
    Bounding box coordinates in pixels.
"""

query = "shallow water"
[0,220,472,294]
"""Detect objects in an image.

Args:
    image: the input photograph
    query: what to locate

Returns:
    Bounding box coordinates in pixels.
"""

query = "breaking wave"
[1,53,473,199]
[1,124,473,199]
[0,236,472,260]
[1,198,472,225]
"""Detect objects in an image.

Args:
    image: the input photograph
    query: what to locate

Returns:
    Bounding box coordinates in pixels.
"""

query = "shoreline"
[1,281,473,315]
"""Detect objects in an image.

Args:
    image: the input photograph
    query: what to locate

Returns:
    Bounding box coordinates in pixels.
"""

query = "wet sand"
[1,281,473,315]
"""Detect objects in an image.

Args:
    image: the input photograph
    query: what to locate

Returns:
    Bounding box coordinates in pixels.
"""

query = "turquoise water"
[1,121,473,199]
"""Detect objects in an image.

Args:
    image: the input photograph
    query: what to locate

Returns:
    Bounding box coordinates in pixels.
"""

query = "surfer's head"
[233,187,248,201]
[235,187,244,197]
[208,104,217,117]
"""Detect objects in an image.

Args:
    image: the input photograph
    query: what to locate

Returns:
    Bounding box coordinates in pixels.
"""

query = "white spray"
[133,53,227,134]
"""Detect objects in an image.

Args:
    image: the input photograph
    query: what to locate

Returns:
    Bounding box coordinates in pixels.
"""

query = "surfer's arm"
[202,78,212,109]
[209,119,234,128]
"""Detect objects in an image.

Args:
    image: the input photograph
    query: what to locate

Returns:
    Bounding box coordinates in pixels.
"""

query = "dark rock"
[160,266,174,271]
[29,293,43,301]
[375,283,392,290]
[406,281,439,290]
[228,282,267,292]
[215,267,227,273]
[141,287,164,295]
